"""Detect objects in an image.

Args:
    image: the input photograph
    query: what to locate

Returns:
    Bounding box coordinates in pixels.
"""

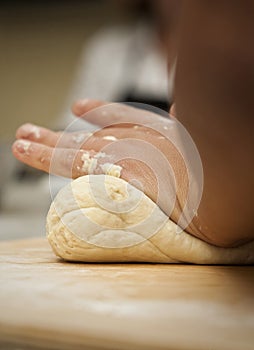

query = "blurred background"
[0,0,177,240]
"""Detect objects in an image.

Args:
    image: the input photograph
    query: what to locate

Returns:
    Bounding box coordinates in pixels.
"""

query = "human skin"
[12,1,254,248]
[173,1,254,247]
[12,101,197,242]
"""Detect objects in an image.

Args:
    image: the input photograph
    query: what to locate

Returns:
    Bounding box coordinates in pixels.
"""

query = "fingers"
[16,123,95,149]
[71,99,107,117]
[16,123,61,147]
[12,139,117,179]
[12,139,75,178]
[15,122,161,152]
[72,99,172,128]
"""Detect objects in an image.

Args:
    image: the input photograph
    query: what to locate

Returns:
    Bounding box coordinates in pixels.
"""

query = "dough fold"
[46,175,254,264]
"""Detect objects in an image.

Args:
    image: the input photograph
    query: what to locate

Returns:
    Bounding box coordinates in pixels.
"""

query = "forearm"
[175,1,254,246]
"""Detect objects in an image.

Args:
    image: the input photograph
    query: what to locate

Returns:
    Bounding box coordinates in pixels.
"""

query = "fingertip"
[15,124,28,139]
[12,139,21,154]
[12,140,18,156]
[71,99,89,116]
[12,139,32,158]
[15,123,39,140]
[72,99,107,117]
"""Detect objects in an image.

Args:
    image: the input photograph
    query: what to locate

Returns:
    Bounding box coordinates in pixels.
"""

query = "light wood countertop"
[0,238,253,350]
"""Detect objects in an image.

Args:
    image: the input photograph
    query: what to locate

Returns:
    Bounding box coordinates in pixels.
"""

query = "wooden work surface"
[0,238,254,350]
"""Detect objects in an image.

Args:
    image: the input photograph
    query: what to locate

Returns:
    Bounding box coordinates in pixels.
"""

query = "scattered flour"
[17,140,31,155]
[100,163,122,178]
[30,125,41,139]
[94,152,107,159]
[102,136,118,141]
[81,152,98,174]
[72,133,92,144]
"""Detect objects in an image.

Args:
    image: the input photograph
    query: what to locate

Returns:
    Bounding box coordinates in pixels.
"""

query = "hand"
[12,99,207,244]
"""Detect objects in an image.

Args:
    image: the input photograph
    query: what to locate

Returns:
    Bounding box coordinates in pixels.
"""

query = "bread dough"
[46,175,254,264]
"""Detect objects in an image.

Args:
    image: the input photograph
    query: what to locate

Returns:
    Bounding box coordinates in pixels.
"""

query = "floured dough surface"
[46,175,254,264]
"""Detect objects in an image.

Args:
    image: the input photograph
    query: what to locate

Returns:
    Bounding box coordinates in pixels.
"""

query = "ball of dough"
[46,175,254,264]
